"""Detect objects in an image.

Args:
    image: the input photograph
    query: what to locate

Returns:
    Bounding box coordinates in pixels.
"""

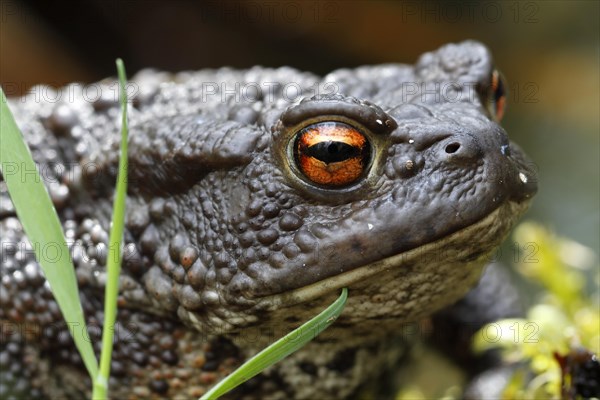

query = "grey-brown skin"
[0,41,536,399]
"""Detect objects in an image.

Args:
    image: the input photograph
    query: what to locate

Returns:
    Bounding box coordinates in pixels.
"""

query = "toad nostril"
[445,142,461,154]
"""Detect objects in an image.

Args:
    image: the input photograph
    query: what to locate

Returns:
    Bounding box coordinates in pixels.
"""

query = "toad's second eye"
[293,121,371,187]
[487,69,507,122]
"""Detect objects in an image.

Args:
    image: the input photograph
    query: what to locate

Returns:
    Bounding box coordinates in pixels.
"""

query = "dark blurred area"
[1,0,598,254]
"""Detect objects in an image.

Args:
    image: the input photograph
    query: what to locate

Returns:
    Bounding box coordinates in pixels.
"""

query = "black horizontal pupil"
[494,75,505,102]
[306,141,360,163]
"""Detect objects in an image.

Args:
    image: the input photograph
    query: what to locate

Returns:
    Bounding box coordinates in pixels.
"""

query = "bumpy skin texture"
[0,41,536,399]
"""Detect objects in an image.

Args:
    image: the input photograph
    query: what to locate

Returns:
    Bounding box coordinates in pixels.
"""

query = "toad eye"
[487,69,507,122]
[293,121,371,187]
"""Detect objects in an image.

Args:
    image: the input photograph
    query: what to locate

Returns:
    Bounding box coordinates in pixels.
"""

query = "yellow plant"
[474,222,599,399]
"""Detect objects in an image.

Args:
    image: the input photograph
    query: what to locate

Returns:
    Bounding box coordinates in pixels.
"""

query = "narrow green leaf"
[92,59,129,400]
[200,288,349,400]
[0,90,98,378]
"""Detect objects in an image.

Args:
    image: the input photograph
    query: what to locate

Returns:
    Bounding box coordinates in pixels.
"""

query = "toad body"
[0,41,537,399]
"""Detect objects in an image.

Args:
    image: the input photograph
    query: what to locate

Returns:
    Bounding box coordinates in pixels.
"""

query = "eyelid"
[280,95,397,135]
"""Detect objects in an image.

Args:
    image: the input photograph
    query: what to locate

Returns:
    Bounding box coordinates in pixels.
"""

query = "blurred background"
[1,0,598,255]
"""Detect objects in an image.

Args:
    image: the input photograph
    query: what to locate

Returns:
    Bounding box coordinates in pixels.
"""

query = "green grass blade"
[92,59,129,400]
[0,89,99,378]
[200,288,348,400]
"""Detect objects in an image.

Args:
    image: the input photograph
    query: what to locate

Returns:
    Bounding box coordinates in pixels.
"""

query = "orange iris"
[294,122,370,187]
